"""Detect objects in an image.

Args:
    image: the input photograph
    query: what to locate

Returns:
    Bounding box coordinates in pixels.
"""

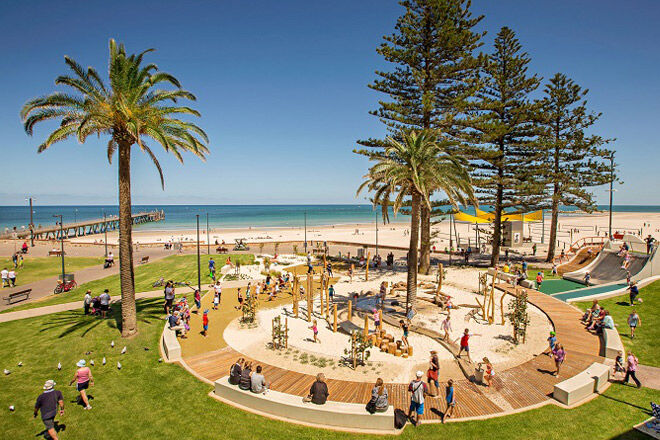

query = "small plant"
[507,290,530,344]
[259,242,265,254]
[344,331,373,369]
[299,353,309,364]
[293,244,298,254]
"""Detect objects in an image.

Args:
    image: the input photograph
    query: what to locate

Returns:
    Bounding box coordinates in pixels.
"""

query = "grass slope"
[0,256,103,287]
[0,298,657,439]
[574,280,660,367]
[2,254,255,313]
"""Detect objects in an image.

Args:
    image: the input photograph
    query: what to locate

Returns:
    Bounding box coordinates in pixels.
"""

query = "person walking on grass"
[309,320,320,343]
[627,282,640,305]
[99,289,111,319]
[407,371,428,426]
[552,343,566,376]
[34,380,64,440]
[69,360,93,410]
[623,351,642,388]
[1,268,8,288]
[83,290,92,315]
[441,379,456,423]
[193,289,202,313]
[8,269,16,287]
[208,257,216,280]
[202,309,209,337]
[627,310,641,339]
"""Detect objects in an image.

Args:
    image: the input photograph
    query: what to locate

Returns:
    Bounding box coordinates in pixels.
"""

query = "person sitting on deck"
[307,373,329,405]
[367,378,389,414]
[229,358,243,385]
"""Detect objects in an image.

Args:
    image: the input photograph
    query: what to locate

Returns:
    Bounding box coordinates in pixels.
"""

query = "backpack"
[394,409,407,429]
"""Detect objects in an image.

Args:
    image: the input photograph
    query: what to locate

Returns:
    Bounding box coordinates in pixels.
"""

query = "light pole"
[304,210,307,252]
[26,197,35,247]
[206,212,210,255]
[103,210,108,258]
[607,153,615,239]
[375,210,379,257]
[196,215,201,292]
[53,215,65,283]
[74,208,78,224]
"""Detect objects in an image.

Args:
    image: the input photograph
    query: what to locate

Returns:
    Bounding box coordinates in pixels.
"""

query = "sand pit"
[222,266,553,383]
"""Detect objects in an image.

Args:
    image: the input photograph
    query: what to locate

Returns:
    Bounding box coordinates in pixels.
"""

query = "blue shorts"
[461,345,469,352]
[409,401,424,415]
[203,324,208,331]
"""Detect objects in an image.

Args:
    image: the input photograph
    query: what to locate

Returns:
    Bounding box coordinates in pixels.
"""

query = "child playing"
[441,379,455,423]
[627,310,641,339]
[373,309,381,331]
[542,331,557,356]
[552,343,566,376]
[309,320,320,343]
[328,284,335,303]
[441,315,452,342]
[536,272,543,289]
[202,309,209,337]
[584,272,591,285]
[481,357,494,389]
[213,292,220,310]
[456,328,480,363]
[235,288,243,310]
[551,263,558,277]
[399,319,410,348]
[613,351,625,378]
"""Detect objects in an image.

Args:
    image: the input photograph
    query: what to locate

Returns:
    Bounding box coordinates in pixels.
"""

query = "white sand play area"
[223,266,553,383]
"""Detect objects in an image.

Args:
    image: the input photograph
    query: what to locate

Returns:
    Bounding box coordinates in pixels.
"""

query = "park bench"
[601,327,624,359]
[48,250,64,257]
[552,362,609,406]
[214,376,395,433]
[216,246,228,254]
[3,289,32,305]
[160,322,181,362]
[140,256,150,264]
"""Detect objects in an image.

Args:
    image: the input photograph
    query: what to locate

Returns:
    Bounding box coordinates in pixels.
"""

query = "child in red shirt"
[456,328,480,363]
[202,310,209,337]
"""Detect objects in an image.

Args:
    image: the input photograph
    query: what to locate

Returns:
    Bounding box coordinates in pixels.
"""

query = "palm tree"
[358,130,473,311]
[21,40,209,337]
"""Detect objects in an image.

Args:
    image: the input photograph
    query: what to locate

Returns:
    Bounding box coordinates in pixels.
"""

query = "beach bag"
[394,409,407,429]
[366,398,377,414]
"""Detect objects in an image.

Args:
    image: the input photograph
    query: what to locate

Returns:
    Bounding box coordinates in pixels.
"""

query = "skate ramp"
[563,248,648,285]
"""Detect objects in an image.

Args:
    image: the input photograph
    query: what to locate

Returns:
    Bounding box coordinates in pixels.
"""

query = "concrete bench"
[214,376,395,433]
[601,327,624,359]
[161,322,181,362]
[553,362,609,406]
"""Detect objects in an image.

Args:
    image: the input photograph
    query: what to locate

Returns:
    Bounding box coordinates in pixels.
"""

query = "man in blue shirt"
[208,258,216,280]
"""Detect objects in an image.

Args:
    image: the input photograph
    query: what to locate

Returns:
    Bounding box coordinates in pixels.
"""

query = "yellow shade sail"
[457,209,543,223]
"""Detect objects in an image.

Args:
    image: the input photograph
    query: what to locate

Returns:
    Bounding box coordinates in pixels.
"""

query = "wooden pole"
[437,263,443,293]
[333,303,338,332]
[285,317,289,349]
[348,299,352,320]
[364,314,369,338]
[307,275,312,321]
[350,263,355,281]
[365,252,370,281]
[319,274,324,316]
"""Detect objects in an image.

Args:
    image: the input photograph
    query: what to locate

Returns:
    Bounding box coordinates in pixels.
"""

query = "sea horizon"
[2,204,660,233]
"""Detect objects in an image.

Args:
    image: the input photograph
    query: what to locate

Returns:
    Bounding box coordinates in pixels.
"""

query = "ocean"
[1,204,659,232]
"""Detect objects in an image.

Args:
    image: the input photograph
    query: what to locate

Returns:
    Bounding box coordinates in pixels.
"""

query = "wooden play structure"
[368,329,413,359]
[271,316,289,349]
[473,269,506,325]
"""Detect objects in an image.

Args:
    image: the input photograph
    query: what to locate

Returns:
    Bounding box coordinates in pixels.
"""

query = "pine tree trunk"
[419,203,431,275]
[118,140,138,338]
[406,191,421,313]
[546,195,560,262]
[491,184,503,267]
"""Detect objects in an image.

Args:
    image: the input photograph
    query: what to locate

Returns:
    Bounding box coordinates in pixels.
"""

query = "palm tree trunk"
[118,140,138,337]
[419,203,431,275]
[406,191,421,313]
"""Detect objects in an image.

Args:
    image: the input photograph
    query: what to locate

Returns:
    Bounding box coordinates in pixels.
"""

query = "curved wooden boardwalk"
[185,288,603,422]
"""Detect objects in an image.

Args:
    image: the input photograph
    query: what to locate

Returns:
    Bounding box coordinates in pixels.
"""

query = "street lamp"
[607,152,616,239]
[375,210,379,257]
[53,215,66,284]
[304,210,307,252]
[25,197,35,247]
[196,214,201,292]
[103,210,108,258]
[206,212,210,255]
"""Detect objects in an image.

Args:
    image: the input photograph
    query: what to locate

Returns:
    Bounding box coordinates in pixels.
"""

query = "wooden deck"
[185,288,603,422]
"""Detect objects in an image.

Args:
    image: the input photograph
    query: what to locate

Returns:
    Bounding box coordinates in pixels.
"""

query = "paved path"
[635,364,660,390]
[0,290,166,323]
[0,248,173,311]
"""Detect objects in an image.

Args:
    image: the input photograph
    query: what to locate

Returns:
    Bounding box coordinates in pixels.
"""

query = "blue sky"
[1,0,658,205]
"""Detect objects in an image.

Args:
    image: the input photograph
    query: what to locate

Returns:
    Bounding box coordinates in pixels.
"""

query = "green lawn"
[2,254,255,313]
[0,298,657,439]
[575,280,660,367]
[0,256,104,287]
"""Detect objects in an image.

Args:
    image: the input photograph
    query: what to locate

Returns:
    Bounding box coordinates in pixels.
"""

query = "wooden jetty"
[1,210,164,241]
